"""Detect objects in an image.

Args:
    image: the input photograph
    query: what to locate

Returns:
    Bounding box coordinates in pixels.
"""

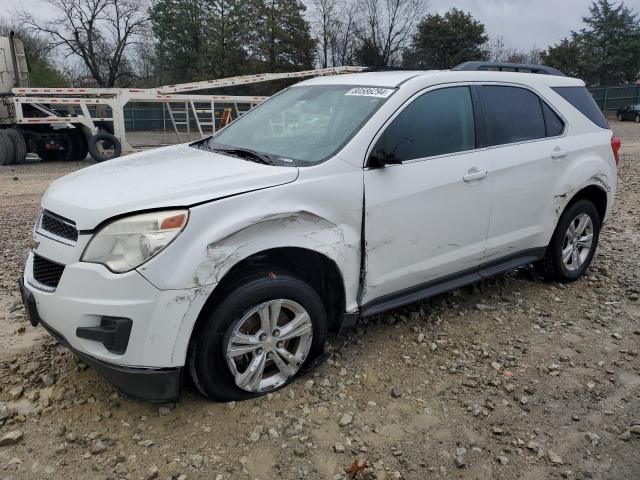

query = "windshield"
[206,85,395,165]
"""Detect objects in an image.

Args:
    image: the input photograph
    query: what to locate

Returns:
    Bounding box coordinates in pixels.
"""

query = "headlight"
[82,210,188,273]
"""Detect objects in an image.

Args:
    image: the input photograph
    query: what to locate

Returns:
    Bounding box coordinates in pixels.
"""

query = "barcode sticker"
[345,87,394,98]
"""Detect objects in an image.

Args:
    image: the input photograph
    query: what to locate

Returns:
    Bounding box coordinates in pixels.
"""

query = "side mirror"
[368,148,402,169]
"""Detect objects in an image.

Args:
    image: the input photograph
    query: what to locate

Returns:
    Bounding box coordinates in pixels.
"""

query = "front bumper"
[19,277,181,403]
[22,250,210,368]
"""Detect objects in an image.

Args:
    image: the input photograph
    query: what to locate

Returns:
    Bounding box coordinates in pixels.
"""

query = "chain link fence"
[589,85,640,112]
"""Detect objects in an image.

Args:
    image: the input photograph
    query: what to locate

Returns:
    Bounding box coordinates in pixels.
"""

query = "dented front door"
[361,85,492,304]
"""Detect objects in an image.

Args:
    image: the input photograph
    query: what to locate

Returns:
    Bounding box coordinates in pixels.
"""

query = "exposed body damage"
[554,173,612,217]
[196,211,347,286]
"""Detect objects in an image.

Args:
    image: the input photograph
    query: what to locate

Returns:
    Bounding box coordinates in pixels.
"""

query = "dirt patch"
[0,122,638,479]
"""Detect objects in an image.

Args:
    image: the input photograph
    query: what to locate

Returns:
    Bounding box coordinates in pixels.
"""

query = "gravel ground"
[0,122,638,480]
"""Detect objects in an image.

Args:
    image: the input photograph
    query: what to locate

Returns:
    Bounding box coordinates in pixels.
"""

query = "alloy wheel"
[225,299,313,393]
[561,213,593,272]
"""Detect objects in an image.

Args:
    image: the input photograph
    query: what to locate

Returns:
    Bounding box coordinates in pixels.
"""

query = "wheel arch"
[184,247,347,364]
[557,183,608,224]
[162,205,362,367]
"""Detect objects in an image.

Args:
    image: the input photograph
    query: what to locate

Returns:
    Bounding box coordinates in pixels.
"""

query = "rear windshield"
[552,86,608,129]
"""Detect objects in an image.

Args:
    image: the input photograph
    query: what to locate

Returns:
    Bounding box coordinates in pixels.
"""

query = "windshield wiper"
[207,145,273,165]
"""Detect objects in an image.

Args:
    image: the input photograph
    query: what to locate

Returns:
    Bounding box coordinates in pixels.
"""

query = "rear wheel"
[188,270,327,401]
[5,129,27,164]
[539,199,600,282]
[68,129,89,161]
[0,130,15,165]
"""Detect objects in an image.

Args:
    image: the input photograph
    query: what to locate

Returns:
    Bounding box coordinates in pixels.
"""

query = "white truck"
[0,32,38,164]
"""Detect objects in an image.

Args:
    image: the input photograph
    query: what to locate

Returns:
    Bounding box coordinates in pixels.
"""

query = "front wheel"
[539,199,600,282]
[188,270,327,401]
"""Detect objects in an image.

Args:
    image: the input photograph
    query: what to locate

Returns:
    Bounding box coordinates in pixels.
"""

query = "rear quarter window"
[541,102,564,137]
[552,86,609,129]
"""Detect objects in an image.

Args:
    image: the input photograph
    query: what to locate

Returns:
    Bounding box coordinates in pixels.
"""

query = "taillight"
[611,135,621,167]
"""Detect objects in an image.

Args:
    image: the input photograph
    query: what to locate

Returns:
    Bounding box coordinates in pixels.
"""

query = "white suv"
[19,63,620,402]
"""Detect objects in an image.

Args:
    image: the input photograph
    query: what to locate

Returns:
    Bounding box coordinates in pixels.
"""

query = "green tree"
[403,8,488,69]
[250,0,316,71]
[539,38,582,79]
[150,0,314,84]
[150,0,212,84]
[354,38,386,67]
[542,1,640,85]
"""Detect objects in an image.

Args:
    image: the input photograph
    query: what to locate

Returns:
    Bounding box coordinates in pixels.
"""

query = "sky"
[5,0,640,51]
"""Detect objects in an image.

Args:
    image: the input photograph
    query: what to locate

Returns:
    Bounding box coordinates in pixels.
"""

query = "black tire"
[5,129,27,164]
[188,270,327,401]
[539,199,600,282]
[0,130,16,165]
[88,132,122,162]
[69,129,89,161]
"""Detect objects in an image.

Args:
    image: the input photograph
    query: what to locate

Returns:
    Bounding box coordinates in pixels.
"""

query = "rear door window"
[552,86,608,129]
[376,86,475,161]
[479,85,546,146]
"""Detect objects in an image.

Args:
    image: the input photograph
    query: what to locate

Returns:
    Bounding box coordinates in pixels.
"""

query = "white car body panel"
[362,148,492,302]
[43,144,299,230]
[22,68,617,381]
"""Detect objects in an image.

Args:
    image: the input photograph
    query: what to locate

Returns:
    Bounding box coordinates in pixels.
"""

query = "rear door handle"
[551,148,568,159]
[463,168,488,182]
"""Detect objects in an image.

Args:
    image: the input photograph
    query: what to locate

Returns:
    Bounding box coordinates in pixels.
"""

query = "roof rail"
[453,61,565,77]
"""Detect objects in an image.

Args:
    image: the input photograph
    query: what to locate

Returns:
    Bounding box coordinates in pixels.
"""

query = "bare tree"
[311,0,359,67]
[486,36,544,65]
[486,36,507,62]
[527,45,543,65]
[129,29,159,88]
[355,0,423,66]
[312,0,339,68]
[18,0,148,87]
[331,1,359,66]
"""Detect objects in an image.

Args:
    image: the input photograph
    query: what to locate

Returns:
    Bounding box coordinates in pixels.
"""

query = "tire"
[88,132,122,162]
[0,130,16,165]
[5,129,27,164]
[539,199,600,282]
[188,270,327,401]
[69,129,89,161]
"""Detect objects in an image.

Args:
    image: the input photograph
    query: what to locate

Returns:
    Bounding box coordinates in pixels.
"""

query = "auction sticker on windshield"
[345,87,395,98]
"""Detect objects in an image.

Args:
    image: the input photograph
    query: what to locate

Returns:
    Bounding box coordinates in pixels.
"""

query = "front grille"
[32,254,65,289]
[40,210,78,242]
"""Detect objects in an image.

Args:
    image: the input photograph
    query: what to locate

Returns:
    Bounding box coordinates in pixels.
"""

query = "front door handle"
[463,168,488,182]
[551,147,568,159]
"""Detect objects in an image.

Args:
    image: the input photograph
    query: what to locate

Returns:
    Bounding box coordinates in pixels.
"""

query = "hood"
[42,144,299,230]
